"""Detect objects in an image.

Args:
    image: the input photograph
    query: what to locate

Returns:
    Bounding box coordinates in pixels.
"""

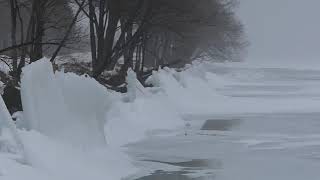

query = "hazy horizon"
[238,0,320,65]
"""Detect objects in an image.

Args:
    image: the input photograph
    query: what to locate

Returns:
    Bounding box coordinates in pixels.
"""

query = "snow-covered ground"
[2,58,320,180]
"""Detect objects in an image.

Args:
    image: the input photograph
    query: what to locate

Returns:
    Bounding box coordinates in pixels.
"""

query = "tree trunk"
[9,0,18,78]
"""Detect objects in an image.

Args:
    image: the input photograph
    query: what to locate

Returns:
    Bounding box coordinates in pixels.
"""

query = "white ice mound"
[125,68,138,102]
[146,66,227,115]
[21,58,108,148]
[124,68,150,102]
[0,95,27,162]
[105,69,184,147]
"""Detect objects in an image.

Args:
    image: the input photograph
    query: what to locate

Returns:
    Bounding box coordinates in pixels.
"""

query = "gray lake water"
[131,113,320,180]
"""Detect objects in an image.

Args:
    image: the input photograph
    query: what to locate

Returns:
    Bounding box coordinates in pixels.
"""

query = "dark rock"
[2,84,22,115]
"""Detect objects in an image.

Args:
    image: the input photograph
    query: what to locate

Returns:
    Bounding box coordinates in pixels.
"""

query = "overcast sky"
[238,0,320,64]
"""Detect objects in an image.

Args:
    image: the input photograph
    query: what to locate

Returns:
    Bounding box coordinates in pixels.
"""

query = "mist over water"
[238,0,320,66]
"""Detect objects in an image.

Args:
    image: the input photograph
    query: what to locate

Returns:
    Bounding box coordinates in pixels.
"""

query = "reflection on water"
[133,118,243,180]
[201,119,242,131]
[143,159,222,170]
[135,170,214,180]
[135,159,220,180]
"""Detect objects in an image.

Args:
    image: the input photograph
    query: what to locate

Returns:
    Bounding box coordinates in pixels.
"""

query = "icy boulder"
[21,58,107,148]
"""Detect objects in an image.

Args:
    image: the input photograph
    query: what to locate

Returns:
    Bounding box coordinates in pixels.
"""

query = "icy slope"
[0,94,26,163]
[105,68,184,147]
[0,129,137,180]
[1,58,185,180]
[4,57,320,180]
[0,59,136,180]
[146,61,320,116]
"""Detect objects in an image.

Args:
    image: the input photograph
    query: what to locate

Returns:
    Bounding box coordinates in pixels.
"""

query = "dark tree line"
[0,0,83,114]
[0,0,246,114]
[0,0,82,81]
[0,0,246,84]
[69,0,246,84]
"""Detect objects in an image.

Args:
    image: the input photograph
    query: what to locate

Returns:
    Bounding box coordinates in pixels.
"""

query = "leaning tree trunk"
[9,0,18,78]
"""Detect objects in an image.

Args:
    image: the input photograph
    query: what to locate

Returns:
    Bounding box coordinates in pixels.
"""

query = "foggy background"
[238,0,320,67]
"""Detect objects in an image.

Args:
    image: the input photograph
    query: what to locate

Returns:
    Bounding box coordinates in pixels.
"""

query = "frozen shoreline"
[2,58,320,179]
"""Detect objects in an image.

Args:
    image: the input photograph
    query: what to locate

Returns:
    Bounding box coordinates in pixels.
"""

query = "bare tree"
[69,0,149,82]
[142,0,246,68]
[1,0,84,79]
[2,0,246,86]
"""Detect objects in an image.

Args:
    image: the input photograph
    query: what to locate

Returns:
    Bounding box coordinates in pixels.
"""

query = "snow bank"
[20,58,184,148]
[105,94,184,147]
[104,69,184,147]
[9,58,140,180]
[2,58,187,180]
[0,96,26,163]
[18,130,137,180]
[146,66,227,115]
[0,128,138,180]
[5,56,320,179]
[146,61,320,116]
[20,58,320,151]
